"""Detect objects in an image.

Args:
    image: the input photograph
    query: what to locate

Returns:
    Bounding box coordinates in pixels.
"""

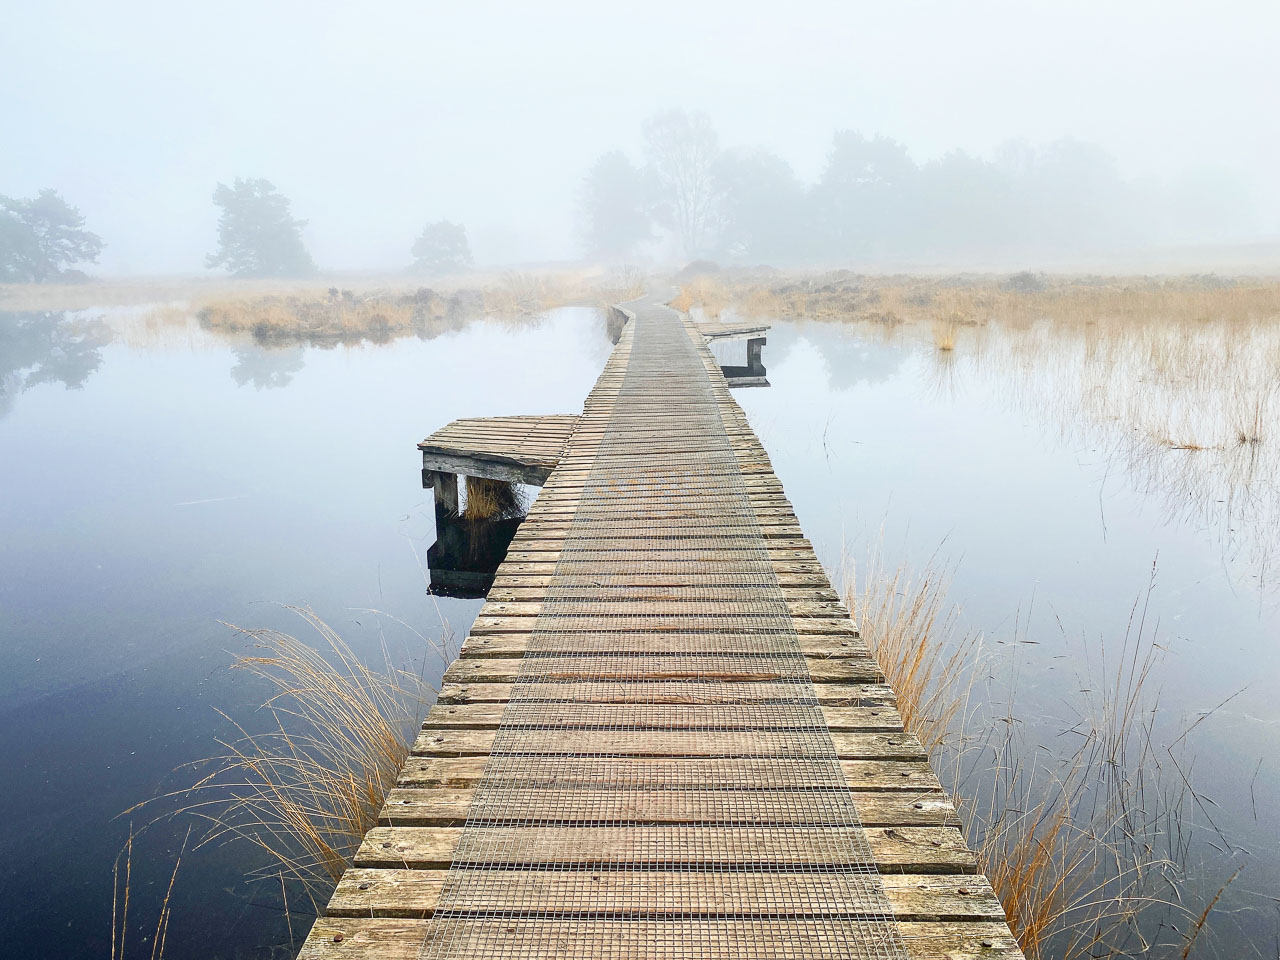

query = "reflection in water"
[732,317,1280,955]
[427,477,529,597]
[805,324,907,390]
[230,345,306,389]
[428,512,524,597]
[0,310,111,417]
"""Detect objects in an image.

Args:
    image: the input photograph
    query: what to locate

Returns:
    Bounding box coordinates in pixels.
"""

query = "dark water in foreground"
[0,306,1275,958]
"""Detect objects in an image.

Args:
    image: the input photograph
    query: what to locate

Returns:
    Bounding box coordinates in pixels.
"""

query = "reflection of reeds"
[846,553,1225,959]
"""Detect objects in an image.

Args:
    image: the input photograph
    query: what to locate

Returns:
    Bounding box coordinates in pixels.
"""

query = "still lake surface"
[0,304,1275,958]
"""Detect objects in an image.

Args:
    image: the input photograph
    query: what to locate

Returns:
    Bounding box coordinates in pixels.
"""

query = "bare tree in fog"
[813,132,918,260]
[643,109,721,258]
[206,178,315,278]
[579,151,652,261]
[712,149,808,264]
[410,221,473,274]
[0,190,104,282]
[571,108,1265,269]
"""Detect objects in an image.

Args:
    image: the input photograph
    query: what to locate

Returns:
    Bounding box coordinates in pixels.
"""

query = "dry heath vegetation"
[3,266,651,348]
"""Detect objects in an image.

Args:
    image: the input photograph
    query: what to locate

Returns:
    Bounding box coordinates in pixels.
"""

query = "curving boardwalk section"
[299,298,1023,959]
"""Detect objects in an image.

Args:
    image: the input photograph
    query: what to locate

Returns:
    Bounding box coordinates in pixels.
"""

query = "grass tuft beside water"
[847,553,1232,959]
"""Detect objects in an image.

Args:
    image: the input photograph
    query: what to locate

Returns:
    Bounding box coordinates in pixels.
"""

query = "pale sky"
[4,0,1277,272]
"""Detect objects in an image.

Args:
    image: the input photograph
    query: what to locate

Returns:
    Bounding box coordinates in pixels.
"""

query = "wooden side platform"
[697,321,770,387]
[299,300,1022,959]
[418,414,579,486]
[696,321,771,342]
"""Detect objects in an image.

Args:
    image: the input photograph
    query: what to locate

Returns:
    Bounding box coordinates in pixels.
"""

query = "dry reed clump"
[464,476,526,521]
[846,553,1224,960]
[194,270,597,343]
[714,273,1280,330]
[672,275,731,320]
[122,606,438,914]
[481,270,593,317]
[197,291,420,344]
[112,607,449,956]
[931,314,959,352]
[843,549,978,753]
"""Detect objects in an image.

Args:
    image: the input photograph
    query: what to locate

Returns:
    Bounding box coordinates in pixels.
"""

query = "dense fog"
[3,0,1278,274]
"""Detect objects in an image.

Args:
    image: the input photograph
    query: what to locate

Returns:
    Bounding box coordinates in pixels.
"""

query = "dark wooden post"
[426,469,459,521]
[746,336,766,376]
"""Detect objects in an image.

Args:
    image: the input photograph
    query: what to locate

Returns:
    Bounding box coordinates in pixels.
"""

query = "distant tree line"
[580,109,1257,264]
[2,114,1255,281]
[0,176,476,282]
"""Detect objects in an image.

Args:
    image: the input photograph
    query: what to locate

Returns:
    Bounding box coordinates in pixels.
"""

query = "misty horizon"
[5,1,1279,274]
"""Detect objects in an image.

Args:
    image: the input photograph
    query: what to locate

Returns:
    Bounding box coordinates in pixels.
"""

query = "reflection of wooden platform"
[418,415,579,485]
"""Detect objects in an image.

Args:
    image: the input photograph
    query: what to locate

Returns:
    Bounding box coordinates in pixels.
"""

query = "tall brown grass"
[125,606,442,919]
[846,554,1226,959]
[111,827,189,960]
[697,272,1280,329]
[844,548,978,753]
[464,476,526,521]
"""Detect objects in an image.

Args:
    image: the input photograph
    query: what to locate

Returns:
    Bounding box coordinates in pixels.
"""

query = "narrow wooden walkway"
[299,297,1022,959]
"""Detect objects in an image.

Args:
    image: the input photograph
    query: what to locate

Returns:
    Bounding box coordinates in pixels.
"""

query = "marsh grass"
[707,271,1280,586]
[846,553,1228,959]
[181,608,436,899]
[843,548,978,753]
[121,605,443,935]
[931,314,959,351]
[464,476,526,521]
[111,827,190,960]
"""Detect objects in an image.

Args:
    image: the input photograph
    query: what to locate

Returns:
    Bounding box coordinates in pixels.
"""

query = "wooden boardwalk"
[299,298,1022,959]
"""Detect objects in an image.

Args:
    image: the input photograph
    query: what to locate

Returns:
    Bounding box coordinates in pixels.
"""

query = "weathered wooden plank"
[298,918,1022,960]
[441,655,884,684]
[396,756,944,792]
[436,680,898,706]
[457,631,866,659]
[420,702,905,733]
[466,614,860,637]
[409,727,926,760]
[327,870,998,921]
[379,786,958,827]
[355,825,976,872]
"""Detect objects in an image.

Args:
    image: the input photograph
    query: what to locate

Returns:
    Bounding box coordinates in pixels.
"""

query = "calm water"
[1,306,1275,958]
